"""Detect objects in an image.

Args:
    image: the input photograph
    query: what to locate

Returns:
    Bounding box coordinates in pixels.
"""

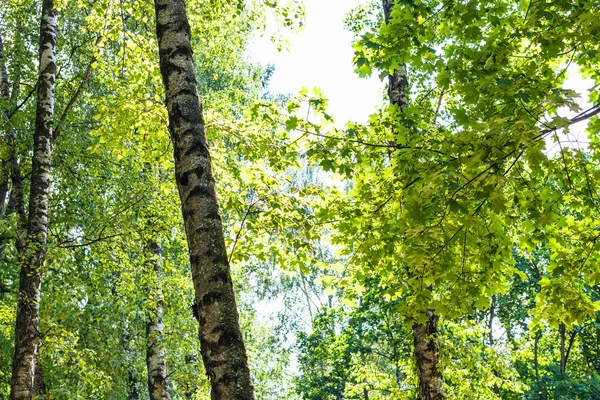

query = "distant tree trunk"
[0,34,12,217]
[152,1,254,398]
[559,324,576,375]
[382,1,443,398]
[488,297,500,394]
[0,33,9,215]
[0,174,8,215]
[120,324,140,400]
[559,323,566,374]
[146,241,170,400]
[10,0,57,398]
[534,330,541,378]
[127,372,140,400]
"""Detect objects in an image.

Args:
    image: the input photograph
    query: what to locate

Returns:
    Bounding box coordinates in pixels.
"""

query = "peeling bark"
[152,0,254,398]
[10,0,57,398]
[146,241,170,400]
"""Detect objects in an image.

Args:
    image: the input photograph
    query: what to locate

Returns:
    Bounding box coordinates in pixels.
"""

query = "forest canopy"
[0,0,599,399]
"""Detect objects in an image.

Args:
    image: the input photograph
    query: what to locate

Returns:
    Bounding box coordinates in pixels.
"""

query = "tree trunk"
[120,324,140,400]
[534,330,541,378]
[559,323,566,374]
[382,0,409,112]
[413,311,443,400]
[0,33,12,217]
[33,359,46,399]
[382,1,443,398]
[488,297,499,394]
[10,0,57,398]
[152,1,254,398]
[146,241,170,400]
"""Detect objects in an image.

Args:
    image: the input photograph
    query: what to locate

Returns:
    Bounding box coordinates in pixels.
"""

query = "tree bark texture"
[382,1,443,398]
[146,241,171,400]
[413,311,443,400]
[152,1,254,398]
[10,0,57,398]
[382,0,409,111]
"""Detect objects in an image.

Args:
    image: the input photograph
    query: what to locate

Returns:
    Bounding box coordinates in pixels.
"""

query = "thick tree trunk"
[33,359,46,398]
[382,1,443,398]
[152,1,254,398]
[10,0,57,398]
[146,241,170,400]
[413,311,443,400]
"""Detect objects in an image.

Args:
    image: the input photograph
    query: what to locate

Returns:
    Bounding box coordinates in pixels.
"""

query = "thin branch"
[6,83,37,119]
[54,38,100,139]
[228,198,261,263]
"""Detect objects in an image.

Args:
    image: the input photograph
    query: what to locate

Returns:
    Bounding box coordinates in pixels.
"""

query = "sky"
[249,0,384,125]
[249,0,593,155]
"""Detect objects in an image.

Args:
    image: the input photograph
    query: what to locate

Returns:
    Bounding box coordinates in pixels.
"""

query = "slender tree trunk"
[488,297,500,394]
[0,175,8,215]
[382,1,443,398]
[120,324,140,400]
[152,1,254,398]
[563,328,576,375]
[534,330,541,378]
[0,34,11,216]
[10,0,57,398]
[146,241,170,400]
[559,323,566,374]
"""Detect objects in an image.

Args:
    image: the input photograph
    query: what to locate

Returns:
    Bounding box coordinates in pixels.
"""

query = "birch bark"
[10,0,57,398]
[152,1,254,398]
[146,241,170,400]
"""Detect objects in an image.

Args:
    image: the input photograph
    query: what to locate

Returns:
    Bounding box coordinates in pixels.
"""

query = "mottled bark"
[382,1,443,398]
[10,0,57,398]
[413,311,443,400]
[146,241,170,400]
[33,359,45,398]
[152,1,254,398]
[382,0,409,111]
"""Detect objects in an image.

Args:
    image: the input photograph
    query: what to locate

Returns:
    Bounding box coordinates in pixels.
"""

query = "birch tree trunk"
[382,1,443,398]
[146,241,170,400]
[10,0,57,398]
[0,34,11,216]
[152,1,254,398]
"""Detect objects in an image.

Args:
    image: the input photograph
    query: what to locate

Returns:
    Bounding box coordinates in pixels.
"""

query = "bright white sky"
[249,0,384,125]
[249,0,593,155]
